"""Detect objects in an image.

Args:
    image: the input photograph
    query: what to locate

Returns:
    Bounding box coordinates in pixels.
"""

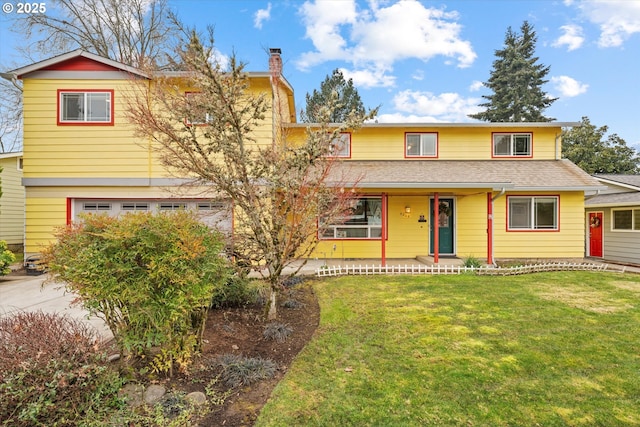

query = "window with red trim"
[320,196,382,239]
[58,90,113,124]
[329,133,351,157]
[493,133,531,157]
[185,92,211,125]
[405,133,437,157]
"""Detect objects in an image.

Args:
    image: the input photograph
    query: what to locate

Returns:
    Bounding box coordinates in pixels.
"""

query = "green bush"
[0,240,16,275]
[462,255,483,268]
[210,275,266,308]
[0,311,126,426]
[43,211,229,375]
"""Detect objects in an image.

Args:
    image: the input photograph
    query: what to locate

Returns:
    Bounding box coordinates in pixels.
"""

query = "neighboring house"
[5,49,603,264]
[585,175,640,266]
[0,152,24,252]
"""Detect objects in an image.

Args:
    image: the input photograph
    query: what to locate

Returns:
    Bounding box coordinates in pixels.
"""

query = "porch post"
[434,192,439,264]
[381,193,387,266]
[487,192,493,265]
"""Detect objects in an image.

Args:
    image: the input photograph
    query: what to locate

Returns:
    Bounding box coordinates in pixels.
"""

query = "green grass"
[256,272,640,426]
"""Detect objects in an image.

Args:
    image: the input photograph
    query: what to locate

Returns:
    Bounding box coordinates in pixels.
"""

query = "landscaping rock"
[120,383,145,407]
[186,391,207,406]
[144,384,166,405]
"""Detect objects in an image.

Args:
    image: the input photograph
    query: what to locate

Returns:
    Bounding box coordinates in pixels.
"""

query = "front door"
[588,211,603,258]
[430,198,454,254]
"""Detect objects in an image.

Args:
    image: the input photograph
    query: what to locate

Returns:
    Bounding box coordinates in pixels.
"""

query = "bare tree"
[126,32,375,318]
[0,74,22,153]
[11,0,179,68]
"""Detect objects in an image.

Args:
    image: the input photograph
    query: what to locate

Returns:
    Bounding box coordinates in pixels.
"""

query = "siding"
[493,191,585,258]
[0,156,25,246]
[589,207,640,265]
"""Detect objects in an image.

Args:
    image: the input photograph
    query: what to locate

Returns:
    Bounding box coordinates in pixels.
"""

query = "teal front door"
[430,198,454,254]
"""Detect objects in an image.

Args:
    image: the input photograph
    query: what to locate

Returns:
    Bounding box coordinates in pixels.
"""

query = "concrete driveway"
[0,272,112,340]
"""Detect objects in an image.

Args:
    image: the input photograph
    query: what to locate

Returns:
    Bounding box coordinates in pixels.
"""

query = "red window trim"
[505,194,560,232]
[184,91,210,127]
[491,132,533,159]
[57,89,114,126]
[327,132,352,158]
[404,132,439,159]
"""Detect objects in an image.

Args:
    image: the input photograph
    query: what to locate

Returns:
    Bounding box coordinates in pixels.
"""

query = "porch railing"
[315,262,609,277]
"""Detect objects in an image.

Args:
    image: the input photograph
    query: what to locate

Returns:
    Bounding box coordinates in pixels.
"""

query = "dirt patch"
[163,281,320,426]
[534,283,633,313]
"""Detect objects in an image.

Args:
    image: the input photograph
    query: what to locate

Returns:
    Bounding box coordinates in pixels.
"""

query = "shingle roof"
[586,192,640,206]
[593,174,640,190]
[329,159,604,191]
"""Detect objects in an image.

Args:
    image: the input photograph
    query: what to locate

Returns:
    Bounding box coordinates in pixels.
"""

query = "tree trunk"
[267,287,278,320]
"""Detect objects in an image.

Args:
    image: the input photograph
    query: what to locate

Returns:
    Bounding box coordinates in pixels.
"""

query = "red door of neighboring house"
[589,212,603,258]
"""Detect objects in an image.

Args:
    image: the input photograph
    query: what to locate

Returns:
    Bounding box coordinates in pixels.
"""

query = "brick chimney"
[269,48,282,78]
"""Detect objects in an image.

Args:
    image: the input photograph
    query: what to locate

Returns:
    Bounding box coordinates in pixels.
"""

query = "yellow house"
[6,49,603,264]
[0,151,24,251]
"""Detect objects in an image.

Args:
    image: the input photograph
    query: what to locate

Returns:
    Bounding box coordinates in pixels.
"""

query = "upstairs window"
[508,196,558,231]
[329,133,351,157]
[406,133,437,157]
[58,90,113,125]
[493,133,532,157]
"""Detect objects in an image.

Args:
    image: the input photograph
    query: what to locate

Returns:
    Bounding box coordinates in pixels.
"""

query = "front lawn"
[257,272,640,426]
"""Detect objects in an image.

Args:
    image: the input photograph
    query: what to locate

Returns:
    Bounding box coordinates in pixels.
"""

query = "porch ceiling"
[329,159,605,191]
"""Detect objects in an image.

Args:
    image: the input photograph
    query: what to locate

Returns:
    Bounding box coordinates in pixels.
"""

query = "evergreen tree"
[469,21,557,122]
[301,69,367,123]
[562,117,639,174]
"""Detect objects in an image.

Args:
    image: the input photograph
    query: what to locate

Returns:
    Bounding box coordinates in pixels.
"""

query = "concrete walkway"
[0,273,112,339]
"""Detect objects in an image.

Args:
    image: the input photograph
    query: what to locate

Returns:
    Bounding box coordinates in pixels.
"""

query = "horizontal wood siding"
[25,195,67,254]
[455,193,487,258]
[386,196,430,257]
[0,157,25,245]
[494,191,585,258]
[314,240,382,259]
[594,207,640,265]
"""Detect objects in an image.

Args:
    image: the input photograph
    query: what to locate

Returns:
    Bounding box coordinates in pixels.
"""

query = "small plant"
[216,354,277,388]
[205,375,233,406]
[462,255,483,269]
[282,275,305,288]
[0,240,16,275]
[282,298,305,309]
[263,321,293,342]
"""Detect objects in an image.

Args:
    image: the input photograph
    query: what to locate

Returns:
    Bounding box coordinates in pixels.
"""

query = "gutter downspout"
[488,188,506,266]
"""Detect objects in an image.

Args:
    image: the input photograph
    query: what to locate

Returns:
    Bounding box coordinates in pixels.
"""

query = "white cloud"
[340,67,396,88]
[469,80,484,92]
[254,3,272,29]
[551,75,588,97]
[380,90,481,122]
[297,0,476,87]
[553,24,584,51]
[572,0,640,47]
[211,48,230,71]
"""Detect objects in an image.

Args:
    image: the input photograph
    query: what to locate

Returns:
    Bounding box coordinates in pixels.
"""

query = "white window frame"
[320,196,383,239]
[82,202,112,211]
[59,90,112,123]
[507,196,558,231]
[406,133,437,157]
[493,133,532,157]
[611,208,640,232]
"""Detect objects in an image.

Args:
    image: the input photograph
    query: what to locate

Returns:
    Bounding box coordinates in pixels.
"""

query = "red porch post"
[381,193,387,266]
[434,192,439,264]
[487,192,493,265]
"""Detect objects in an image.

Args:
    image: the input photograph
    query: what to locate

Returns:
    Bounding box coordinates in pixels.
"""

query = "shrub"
[263,322,293,343]
[216,354,277,388]
[43,211,230,376]
[211,275,266,308]
[0,311,126,426]
[0,240,15,275]
[463,255,483,269]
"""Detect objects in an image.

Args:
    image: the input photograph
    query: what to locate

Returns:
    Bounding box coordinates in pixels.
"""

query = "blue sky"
[2,0,640,148]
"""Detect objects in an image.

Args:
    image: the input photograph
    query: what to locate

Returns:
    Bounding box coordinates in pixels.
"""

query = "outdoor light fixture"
[405,206,411,213]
